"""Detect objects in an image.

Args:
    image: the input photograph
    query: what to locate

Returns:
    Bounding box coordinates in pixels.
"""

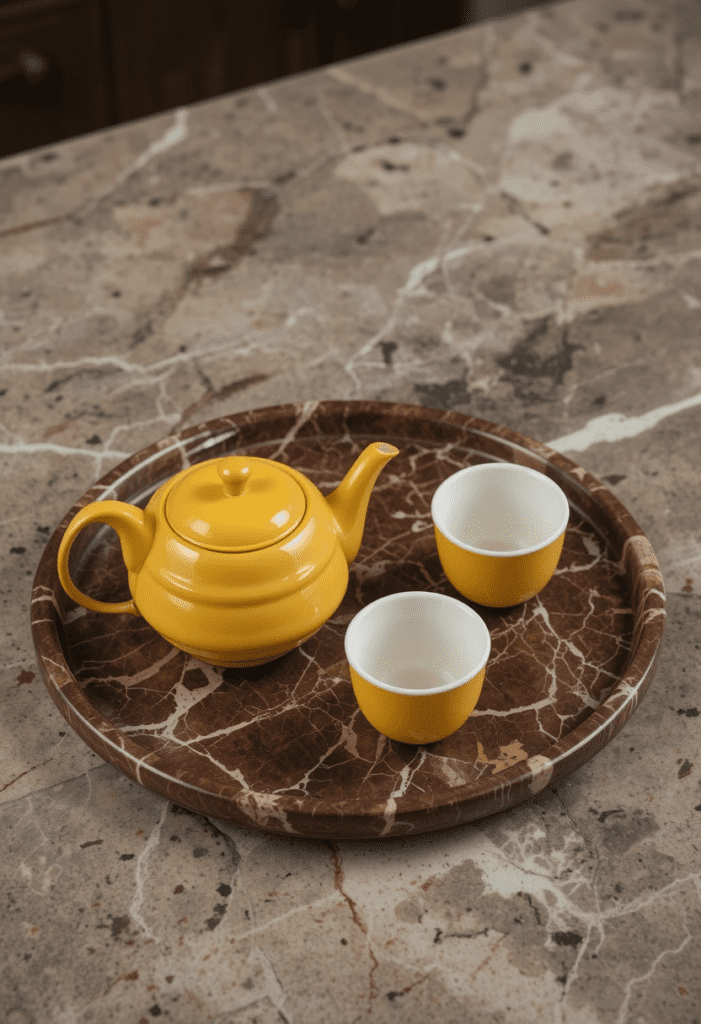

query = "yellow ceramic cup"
[344,591,491,745]
[431,462,569,608]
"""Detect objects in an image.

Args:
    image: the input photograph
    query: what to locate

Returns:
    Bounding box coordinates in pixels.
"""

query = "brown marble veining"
[31,402,665,837]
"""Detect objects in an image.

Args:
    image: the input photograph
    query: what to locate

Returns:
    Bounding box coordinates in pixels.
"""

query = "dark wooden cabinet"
[0,0,466,159]
[106,1,294,124]
[0,0,109,157]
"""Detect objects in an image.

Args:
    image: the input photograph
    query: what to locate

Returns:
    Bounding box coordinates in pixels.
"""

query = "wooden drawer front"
[107,0,292,124]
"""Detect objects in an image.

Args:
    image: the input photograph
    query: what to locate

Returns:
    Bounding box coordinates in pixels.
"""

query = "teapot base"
[171,629,320,668]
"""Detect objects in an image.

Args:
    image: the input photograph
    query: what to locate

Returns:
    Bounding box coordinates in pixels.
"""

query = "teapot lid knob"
[218,457,251,497]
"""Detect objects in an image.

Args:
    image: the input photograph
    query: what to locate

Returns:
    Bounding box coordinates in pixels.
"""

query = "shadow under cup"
[431,463,570,608]
[344,592,491,745]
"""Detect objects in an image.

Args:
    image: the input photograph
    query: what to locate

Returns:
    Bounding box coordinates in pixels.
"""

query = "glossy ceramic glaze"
[345,592,491,744]
[56,442,398,666]
[432,463,569,607]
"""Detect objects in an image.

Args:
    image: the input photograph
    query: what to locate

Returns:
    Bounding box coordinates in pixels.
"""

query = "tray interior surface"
[66,438,630,793]
[33,404,664,837]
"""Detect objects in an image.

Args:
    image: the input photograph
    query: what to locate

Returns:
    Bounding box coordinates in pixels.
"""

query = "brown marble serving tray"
[31,402,665,838]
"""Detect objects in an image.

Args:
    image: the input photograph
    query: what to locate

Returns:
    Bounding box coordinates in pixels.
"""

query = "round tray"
[31,402,666,838]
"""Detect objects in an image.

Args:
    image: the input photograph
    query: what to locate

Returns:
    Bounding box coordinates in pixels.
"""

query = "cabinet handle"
[0,48,51,86]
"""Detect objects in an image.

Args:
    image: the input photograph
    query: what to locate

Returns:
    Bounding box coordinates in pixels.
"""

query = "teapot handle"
[57,501,154,616]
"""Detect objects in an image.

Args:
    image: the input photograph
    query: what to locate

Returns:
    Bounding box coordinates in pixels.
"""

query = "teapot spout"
[325,442,398,564]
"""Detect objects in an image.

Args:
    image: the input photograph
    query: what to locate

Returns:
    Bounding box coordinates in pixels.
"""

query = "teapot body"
[130,464,348,667]
[56,442,398,667]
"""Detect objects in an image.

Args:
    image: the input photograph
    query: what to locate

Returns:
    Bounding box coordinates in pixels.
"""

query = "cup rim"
[431,462,570,558]
[344,591,491,696]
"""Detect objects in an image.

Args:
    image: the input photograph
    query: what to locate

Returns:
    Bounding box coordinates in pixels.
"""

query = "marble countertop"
[2,0,700,1020]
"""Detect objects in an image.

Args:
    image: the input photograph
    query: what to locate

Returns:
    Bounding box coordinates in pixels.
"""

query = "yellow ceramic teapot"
[57,442,398,667]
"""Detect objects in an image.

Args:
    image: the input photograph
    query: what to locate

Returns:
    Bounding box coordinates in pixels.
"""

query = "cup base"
[435,528,565,608]
[350,665,486,746]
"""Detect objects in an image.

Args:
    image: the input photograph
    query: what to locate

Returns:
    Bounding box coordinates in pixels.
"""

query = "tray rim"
[31,401,667,835]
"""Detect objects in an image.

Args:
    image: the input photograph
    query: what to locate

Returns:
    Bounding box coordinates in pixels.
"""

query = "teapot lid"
[165,456,306,552]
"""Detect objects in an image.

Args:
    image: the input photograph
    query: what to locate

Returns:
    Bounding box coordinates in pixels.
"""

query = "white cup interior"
[431,463,569,556]
[344,592,491,694]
